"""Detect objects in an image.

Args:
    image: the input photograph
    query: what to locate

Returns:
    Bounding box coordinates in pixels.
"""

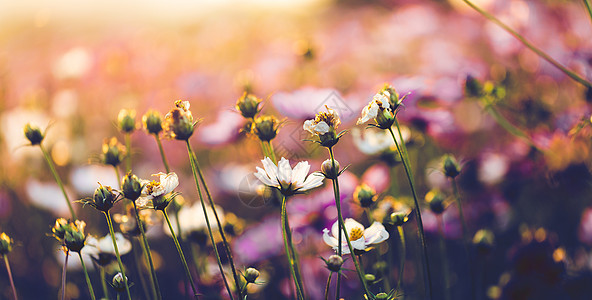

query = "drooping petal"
[254,167,278,187]
[299,173,324,191]
[364,222,389,245]
[277,157,293,185]
[323,228,338,248]
[261,157,279,181]
[291,161,311,187]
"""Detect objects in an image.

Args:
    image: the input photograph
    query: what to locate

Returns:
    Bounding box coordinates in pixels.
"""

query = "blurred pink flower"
[197,110,244,146]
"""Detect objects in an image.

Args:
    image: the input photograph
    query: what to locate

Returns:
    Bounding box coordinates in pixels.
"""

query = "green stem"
[154,134,170,173]
[187,141,241,299]
[61,250,68,300]
[4,255,17,300]
[131,238,151,300]
[162,210,198,299]
[483,105,541,151]
[114,167,121,189]
[396,226,406,292]
[451,178,476,300]
[125,133,132,173]
[388,126,432,300]
[78,252,96,300]
[324,272,333,300]
[39,144,76,220]
[105,211,132,300]
[328,148,342,300]
[584,0,592,24]
[100,267,109,300]
[132,201,161,300]
[280,196,305,300]
[437,216,451,300]
[266,141,277,164]
[462,0,592,88]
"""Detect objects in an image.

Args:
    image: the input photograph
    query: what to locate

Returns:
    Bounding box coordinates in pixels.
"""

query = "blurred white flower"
[53,47,92,80]
[323,218,389,254]
[254,157,324,196]
[25,178,75,216]
[83,233,132,258]
[357,91,391,125]
[165,202,225,238]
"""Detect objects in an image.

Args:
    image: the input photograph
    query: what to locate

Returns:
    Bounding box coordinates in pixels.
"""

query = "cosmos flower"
[357,91,392,126]
[322,218,389,254]
[254,157,324,196]
[303,106,341,137]
[136,172,179,210]
[83,233,132,265]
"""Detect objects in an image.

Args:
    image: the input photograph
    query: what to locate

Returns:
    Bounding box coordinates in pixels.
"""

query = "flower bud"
[122,173,142,201]
[425,189,446,214]
[52,218,69,241]
[102,137,126,167]
[118,109,136,133]
[381,84,403,112]
[142,110,163,135]
[321,159,340,179]
[442,154,461,178]
[354,184,377,208]
[0,233,14,256]
[236,92,262,119]
[152,195,171,211]
[473,229,495,255]
[94,185,115,212]
[464,75,483,98]
[112,272,128,292]
[364,273,376,283]
[375,108,395,130]
[64,221,86,253]
[390,211,409,226]
[164,100,194,140]
[375,293,389,300]
[244,267,260,284]
[325,255,343,273]
[24,123,44,145]
[251,115,279,142]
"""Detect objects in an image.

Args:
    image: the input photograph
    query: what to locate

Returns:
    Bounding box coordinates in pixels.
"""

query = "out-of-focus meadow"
[1,0,592,299]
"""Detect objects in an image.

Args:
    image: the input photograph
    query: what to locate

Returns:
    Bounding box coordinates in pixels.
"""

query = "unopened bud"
[465,75,483,98]
[252,115,279,142]
[0,233,14,255]
[390,211,409,226]
[375,293,389,300]
[52,218,69,240]
[425,189,445,214]
[442,154,461,178]
[236,92,262,119]
[321,159,340,179]
[142,110,163,135]
[94,185,115,212]
[355,184,377,208]
[473,229,495,255]
[364,273,376,283]
[102,137,125,167]
[118,109,136,133]
[112,272,128,292]
[325,255,343,272]
[24,123,44,145]
[244,267,260,284]
[122,173,142,201]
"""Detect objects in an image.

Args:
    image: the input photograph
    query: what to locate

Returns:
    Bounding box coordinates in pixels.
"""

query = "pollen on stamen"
[349,227,364,241]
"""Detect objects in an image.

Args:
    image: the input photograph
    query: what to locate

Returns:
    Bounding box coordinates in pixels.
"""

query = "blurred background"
[1,0,592,299]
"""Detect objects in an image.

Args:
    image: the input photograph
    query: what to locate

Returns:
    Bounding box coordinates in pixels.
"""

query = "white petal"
[135,197,152,208]
[331,219,341,240]
[303,119,316,134]
[357,103,372,125]
[299,173,324,191]
[254,167,278,187]
[291,161,310,187]
[323,228,338,248]
[159,172,179,194]
[277,157,292,185]
[344,218,365,234]
[261,157,279,181]
[351,236,367,251]
[364,222,389,245]
[98,233,132,255]
[314,121,330,135]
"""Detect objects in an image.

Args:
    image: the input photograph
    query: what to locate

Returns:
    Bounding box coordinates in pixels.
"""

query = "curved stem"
[39,144,76,220]
[388,125,432,300]
[61,250,68,300]
[396,226,406,292]
[185,141,235,300]
[324,272,333,300]
[125,133,132,173]
[162,210,198,299]
[78,252,96,300]
[132,201,161,299]
[100,267,109,300]
[281,196,305,300]
[187,141,241,299]
[4,255,17,300]
[462,0,592,88]
[105,211,132,300]
[154,134,170,173]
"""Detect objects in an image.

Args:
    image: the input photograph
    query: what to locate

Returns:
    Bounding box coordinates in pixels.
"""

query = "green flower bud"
[318,130,339,148]
[425,189,446,215]
[52,218,69,241]
[102,137,126,167]
[325,255,343,272]
[321,159,340,179]
[112,272,128,292]
[94,185,115,212]
[364,273,376,283]
[163,100,194,140]
[380,84,403,112]
[24,123,44,145]
[64,221,86,253]
[122,173,142,201]
[464,75,483,98]
[251,115,279,142]
[442,154,461,178]
[355,184,377,208]
[236,92,262,119]
[117,109,136,133]
[375,109,395,130]
[390,211,409,226]
[142,110,163,135]
[0,233,14,256]
[473,229,495,255]
[244,267,260,284]
[375,293,389,300]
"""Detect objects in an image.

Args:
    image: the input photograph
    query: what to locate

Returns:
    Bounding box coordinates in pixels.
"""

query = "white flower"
[165,202,225,239]
[357,91,391,125]
[352,125,411,155]
[323,218,389,254]
[254,157,324,196]
[136,172,179,208]
[83,233,132,258]
[303,106,340,136]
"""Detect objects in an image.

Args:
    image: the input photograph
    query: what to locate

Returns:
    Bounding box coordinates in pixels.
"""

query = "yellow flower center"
[315,110,339,129]
[146,180,160,195]
[349,227,364,241]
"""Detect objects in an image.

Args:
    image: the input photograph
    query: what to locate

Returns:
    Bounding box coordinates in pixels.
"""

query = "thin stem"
[324,272,333,300]
[61,250,68,300]
[396,226,406,292]
[388,125,432,300]
[125,133,132,173]
[266,141,277,164]
[153,134,170,173]
[280,196,305,300]
[451,178,476,300]
[39,144,76,220]
[328,147,342,300]
[483,105,540,151]
[437,216,451,300]
[162,210,198,299]
[4,255,17,300]
[187,142,241,299]
[100,267,109,300]
[584,0,592,24]
[78,252,97,300]
[105,211,132,300]
[132,201,161,300]
[114,167,121,189]
[462,0,592,88]
[185,141,235,300]
[131,238,151,300]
